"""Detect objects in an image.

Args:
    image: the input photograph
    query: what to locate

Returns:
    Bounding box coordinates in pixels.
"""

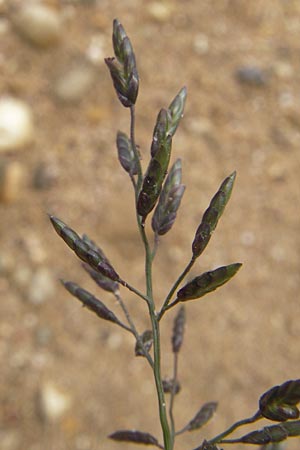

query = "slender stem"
[207,411,262,446]
[140,223,172,449]
[129,104,172,449]
[114,291,154,369]
[175,423,189,436]
[158,256,196,321]
[115,321,132,333]
[169,352,178,443]
[151,311,172,450]
[119,279,150,304]
[140,225,154,299]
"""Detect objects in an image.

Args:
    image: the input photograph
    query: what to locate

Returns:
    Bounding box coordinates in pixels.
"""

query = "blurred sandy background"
[0,1,300,449]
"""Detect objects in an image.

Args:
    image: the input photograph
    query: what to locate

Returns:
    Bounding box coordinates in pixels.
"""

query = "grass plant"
[50,19,300,450]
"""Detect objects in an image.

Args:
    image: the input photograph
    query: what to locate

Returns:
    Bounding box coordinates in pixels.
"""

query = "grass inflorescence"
[49,19,300,450]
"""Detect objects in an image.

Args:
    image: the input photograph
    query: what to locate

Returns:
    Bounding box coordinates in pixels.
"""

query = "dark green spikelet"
[137,86,187,220]
[49,215,91,261]
[109,430,161,447]
[49,216,120,282]
[167,86,187,138]
[151,87,187,158]
[176,263,242,302]
[81,234,120,281]
[105,19,139,107]
[172,306,185,353]
[112,19,127,61]
[151,108,171,157]
[192,172,236,258]
[81,233,107,261]
[49,215,81,251]
[185,402,218,432]
[82,263,119,294]
[259,379,300,422]
[152,158,185,235]
[61,280,122,326]
[225,421,300,445]
[137,109,172,218]
[116,131,138,176]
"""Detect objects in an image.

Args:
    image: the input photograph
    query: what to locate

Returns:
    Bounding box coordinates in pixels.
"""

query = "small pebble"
[27,268,55,305]
[147,2,172,22]
[0,97,34,152]
[187,117,214,136]
[53,62,97,103]
[273,61,294,80]
[12,3,62,48]
[38,382,72,422]
[22,234,47,264]
[240,231,255,247]
[235,66,269,86]
[13,266,33,289]
[193,33,209,55]
[106,331,122,350]
[0,160,24,203]
[86,34,105,64]
[0,17,9,35]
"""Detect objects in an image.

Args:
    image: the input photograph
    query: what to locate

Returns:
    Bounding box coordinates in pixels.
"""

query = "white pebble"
[274,62,294,79]
[0,97,34,152]
[38,382,72,422]
[86,34,106,64]
[12,3,62,48]
[148,2,172,22]
[240,231,255,246]
[27,268,55,305]
[107,331,122,350]
[0,160,24,202]
[54,63,97,103]
[193,33,209,55]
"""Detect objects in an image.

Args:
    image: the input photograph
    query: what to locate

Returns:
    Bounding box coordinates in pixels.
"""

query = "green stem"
[151,310,172,450]
[140,224,172,450]
[207,410,262,446]
[129,104,172,450]
[169,352,178,444]
[158,256,196,321]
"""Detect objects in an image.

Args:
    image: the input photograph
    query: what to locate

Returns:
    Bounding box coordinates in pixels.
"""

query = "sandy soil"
[1,1,300,450]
